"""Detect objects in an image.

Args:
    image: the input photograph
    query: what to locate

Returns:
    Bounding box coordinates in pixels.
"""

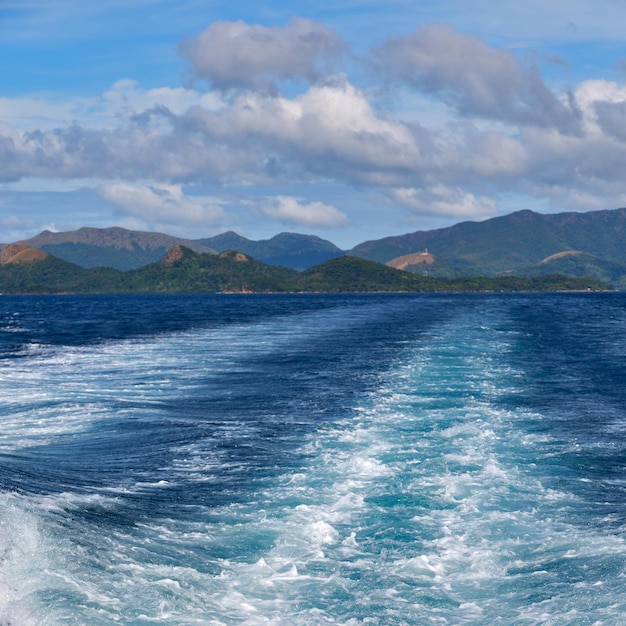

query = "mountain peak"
[24,226,215,254]
[161,245,197,267]
[0,242,48,265]
[197,231,343,270]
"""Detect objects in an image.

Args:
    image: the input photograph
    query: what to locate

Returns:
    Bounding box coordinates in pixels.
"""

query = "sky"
[2,1,626,248]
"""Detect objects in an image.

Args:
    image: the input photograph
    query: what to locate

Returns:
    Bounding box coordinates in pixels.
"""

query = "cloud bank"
[4,18,626,236]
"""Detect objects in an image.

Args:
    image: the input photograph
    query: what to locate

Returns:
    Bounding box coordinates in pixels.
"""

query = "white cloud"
[374,24,581,134]
[0,77,428,188]
[0,96,88,132]
[0,80,223,133]
[2,68,626,223]
[102,79,223,119]
[453,127,529,180]
[184,78,425,186]
[573,79,626,141]
[389,185,498,218]
[180,18,346,91]
[8,19,626,233]
[261,196,349,227]
[97,182,225,226]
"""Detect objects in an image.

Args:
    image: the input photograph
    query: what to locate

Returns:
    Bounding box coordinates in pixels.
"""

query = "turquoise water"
[0,293,624,624]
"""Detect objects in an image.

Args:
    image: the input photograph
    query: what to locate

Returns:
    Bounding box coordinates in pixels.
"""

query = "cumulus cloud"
[97,182,225,226]
[10,19,626,227]
[451,126,529,181]
[0,71,619,224]
[0,77,430,189]
[593,101,626,142]
[389,185,498,218]
[261,195,349,227]
[571,79,626,142]
[182,78,427,186]
[374,24,581,134]
[180,18,346,91]
[0,112,260,184]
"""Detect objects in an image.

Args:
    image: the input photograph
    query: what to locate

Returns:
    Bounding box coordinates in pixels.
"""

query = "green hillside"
[297,256,434,292]
[350,208,626,281]
[0,255,124,293]
[525,253,626,290]
[125,248,299,293]
[0,247,609,294]
[10,207,626,287]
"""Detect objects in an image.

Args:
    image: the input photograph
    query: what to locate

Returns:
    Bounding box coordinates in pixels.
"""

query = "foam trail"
[0,296,625,624]
[176,305,626,624]
[0,495,47,626]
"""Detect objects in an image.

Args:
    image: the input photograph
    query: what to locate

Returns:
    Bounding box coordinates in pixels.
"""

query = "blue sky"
[2,1,626,248]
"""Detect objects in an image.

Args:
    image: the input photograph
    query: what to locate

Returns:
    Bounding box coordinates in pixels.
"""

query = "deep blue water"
[0,293,625,624]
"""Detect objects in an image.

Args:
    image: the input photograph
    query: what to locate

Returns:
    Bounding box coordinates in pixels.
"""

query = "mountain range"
[1,206,626,288]
[0,243,606,294]
[351,207,626,287]
[19,227,216,270]
[198,231,344,270]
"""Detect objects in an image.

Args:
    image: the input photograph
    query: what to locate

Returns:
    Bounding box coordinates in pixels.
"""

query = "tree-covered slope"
[125,247,299,293]
[528,251,626,289]
[351,208,626,276]
[296,256,434,292]
[0,246,610,294]
[0,254,124,293]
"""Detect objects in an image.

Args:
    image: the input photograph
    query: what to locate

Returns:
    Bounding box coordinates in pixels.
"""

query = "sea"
[0,292,625,625]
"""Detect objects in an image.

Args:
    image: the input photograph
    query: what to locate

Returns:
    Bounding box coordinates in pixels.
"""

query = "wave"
[0,295,625,624]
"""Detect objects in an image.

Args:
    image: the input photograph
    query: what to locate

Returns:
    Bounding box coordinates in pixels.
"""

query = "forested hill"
[0,245,609,294]
[351,208,626,264]
[4,207,626,287]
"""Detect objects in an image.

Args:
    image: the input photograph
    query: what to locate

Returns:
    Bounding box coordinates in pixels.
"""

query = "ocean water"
[0,292,625,625]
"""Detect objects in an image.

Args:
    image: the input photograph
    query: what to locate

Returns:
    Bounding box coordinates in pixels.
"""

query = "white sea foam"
[186,303,626,625]
[0,495,48,626]
[2,298,626,624]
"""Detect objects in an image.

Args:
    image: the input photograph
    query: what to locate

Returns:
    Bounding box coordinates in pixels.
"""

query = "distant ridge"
[351,207,626,287]
[25,226,214,252]
[197,231,344,270]
[13,228,343,271]
[22,227,215,270]
[4,205,626,287]
[351,208,626,265]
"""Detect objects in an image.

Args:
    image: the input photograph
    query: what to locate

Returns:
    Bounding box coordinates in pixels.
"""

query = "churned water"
[0,293,625,625]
